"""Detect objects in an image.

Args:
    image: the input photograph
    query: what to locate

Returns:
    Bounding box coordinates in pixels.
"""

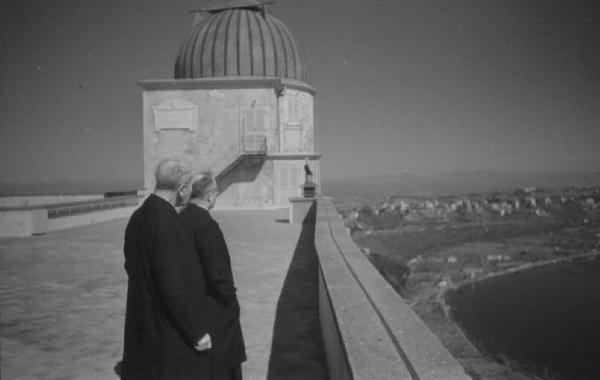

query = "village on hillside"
[334,186,600,379]
[336,186,600,292]
[337,187,599,280]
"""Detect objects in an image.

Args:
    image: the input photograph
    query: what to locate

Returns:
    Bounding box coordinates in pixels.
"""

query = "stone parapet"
[0,209,47,237]
[314,197,471,380]
[0,194,104,208]
[0,196,140,237]
[289,197,316,223]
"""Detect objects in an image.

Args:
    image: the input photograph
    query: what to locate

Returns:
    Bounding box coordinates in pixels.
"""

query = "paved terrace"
[0,209,328,380]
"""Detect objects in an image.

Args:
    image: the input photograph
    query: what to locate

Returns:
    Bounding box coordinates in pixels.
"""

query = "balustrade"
[210,135,267,179]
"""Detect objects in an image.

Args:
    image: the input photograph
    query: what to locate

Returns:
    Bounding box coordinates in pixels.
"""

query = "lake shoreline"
[336,187,600,379]
[439,251,600,319]
[438,252,600,380]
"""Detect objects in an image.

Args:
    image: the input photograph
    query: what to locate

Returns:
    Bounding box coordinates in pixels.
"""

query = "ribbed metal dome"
[175,8,306,81]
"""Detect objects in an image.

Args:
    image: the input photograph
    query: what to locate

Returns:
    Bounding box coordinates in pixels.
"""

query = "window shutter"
[256,109,265,131]
[244,109,254,132]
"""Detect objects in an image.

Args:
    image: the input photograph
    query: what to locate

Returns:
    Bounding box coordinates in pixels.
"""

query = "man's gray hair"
[190,171,216,200]
[154,158,191,191]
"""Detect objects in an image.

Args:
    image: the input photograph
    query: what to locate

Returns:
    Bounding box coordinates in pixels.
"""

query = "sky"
[1,0,599,193]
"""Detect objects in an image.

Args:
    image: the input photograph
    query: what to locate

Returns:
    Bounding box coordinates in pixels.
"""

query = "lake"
[447,258,600,380]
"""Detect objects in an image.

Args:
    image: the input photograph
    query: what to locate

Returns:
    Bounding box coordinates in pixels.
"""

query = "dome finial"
[194,0,274,13]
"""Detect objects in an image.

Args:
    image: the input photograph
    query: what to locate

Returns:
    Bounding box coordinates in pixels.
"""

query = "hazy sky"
[1,0,599,191]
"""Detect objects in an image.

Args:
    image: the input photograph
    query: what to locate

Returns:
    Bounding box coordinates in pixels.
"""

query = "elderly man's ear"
[206,190,218,209]
[176,182,191,207]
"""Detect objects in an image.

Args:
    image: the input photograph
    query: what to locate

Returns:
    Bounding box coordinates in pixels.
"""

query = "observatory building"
[139,0,320,208]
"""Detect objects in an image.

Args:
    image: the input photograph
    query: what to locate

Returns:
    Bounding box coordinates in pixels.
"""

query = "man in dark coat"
[180,172,246,380]
[122,158,212,380]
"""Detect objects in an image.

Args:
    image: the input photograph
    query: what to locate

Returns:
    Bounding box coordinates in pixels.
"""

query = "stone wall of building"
[216,157,274,209]
[141,81,317,209]
[143,88,276,187]
[278,88,314,154]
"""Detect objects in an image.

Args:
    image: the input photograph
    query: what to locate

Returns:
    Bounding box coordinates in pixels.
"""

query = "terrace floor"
[0,209,328,380]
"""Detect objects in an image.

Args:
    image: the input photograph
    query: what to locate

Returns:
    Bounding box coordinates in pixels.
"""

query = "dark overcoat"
[122,194,210,380]
[180,204,247,373]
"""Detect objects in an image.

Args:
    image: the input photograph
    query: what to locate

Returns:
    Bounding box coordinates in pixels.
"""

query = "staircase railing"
[242,135,267,154]
[210,135,267,179]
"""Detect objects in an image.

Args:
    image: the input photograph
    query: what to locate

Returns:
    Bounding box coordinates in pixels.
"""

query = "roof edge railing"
[211,135,267,179]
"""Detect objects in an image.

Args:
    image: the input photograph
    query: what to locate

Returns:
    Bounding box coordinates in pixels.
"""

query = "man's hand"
[195,333,211,351]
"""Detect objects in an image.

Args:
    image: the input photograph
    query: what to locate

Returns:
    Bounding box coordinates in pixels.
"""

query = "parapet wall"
[0,196,140,237]
[0,195,104,208]
[314,198,471,380]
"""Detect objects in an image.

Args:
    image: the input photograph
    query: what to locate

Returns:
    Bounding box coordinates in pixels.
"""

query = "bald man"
[122,158,212,380]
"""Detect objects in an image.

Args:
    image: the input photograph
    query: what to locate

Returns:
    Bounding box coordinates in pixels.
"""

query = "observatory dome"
[174,5,306,81]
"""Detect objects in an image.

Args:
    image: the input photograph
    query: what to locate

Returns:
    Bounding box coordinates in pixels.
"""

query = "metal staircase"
[210,135,267,179]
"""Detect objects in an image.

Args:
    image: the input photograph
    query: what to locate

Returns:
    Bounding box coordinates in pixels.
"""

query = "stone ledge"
[289,197,316,224]
[0,196,140,237]
[0,209,47,237]
[315,198,471,380]
[138,77,316,95]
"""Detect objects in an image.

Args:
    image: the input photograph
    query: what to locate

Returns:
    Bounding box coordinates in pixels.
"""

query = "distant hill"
[322,171,600,198]
[3,171,598,198]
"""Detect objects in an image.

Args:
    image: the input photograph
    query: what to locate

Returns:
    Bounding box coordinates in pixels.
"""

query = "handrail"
[212,140,242,179]
[210,135,267,179]
[47,197,139,219]
[241,135,267,154]
[0,195,140,212]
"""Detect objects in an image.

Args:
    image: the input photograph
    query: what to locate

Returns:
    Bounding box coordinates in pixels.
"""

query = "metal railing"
[241,135,268,154]
[47,196,140,219]
[211,135,267,179]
